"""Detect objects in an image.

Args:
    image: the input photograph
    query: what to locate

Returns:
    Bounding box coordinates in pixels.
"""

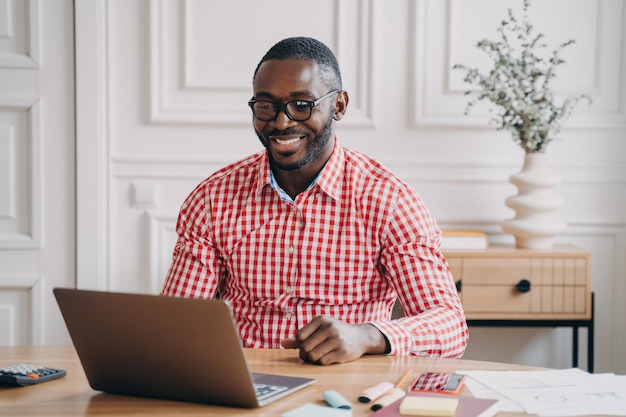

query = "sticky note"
[398,396,459,416]
[282,403,352,417]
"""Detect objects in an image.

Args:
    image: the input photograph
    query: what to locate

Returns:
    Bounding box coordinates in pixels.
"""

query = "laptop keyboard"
[254,383,288,400]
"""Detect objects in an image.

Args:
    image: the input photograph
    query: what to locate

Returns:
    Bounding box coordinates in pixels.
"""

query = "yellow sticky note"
[398,396,458,416]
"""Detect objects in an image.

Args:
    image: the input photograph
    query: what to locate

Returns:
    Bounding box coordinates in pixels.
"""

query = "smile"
[271,135,303,146]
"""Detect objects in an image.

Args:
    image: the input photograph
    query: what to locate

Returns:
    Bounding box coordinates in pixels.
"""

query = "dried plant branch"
[453,0,591,153]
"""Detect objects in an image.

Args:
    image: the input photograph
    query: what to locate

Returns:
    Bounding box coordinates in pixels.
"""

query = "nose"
[272,107,297,130]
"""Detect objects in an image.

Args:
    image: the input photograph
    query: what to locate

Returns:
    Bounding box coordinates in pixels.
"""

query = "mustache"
[265,128,308,137]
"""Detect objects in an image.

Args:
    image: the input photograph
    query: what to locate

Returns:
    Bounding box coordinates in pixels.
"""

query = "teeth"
[274,137,300,145]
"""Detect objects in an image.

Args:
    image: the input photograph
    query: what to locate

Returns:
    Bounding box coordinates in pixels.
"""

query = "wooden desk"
[0,346,562,417]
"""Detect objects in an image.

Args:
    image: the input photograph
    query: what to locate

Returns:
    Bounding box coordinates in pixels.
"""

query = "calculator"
[0,364,67,387]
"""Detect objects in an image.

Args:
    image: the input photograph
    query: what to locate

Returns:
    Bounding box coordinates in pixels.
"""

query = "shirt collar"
[314,140,344,201]
[252,152,272,198]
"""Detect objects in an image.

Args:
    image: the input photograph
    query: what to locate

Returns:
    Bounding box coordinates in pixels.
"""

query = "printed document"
[459,368,626,416]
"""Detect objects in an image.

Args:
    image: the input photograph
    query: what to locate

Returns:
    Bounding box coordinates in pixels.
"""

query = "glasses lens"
[250,98,319,121]
[286,101,313,121]
[251,101,277,121]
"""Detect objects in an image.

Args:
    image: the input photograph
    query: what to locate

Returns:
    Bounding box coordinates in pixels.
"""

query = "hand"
[280,315,388,365]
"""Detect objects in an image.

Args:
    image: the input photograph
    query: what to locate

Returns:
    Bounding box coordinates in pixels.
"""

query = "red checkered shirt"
[161,141,468,357]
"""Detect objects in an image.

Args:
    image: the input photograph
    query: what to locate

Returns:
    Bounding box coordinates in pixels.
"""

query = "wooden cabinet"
[444,244,594,371]
[445,245,592,321]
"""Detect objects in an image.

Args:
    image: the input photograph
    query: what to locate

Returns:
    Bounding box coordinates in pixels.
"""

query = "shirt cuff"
[369,320,414,356]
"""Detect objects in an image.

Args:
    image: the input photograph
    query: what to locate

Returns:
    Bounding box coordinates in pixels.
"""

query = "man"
[161,37,468,365]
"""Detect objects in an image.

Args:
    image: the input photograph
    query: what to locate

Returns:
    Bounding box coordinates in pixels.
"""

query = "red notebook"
[371,392,499,417]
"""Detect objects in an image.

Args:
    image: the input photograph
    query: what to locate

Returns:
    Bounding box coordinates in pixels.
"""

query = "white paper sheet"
[458,368,626,416]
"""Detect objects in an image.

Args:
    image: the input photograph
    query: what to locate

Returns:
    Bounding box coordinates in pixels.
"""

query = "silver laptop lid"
[53,288,314,408]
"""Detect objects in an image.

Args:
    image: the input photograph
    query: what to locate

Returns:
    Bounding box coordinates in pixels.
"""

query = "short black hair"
[253,37,342,90]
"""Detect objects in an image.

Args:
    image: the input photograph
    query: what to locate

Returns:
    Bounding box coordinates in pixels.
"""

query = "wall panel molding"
[0,96,41,248]
[335,0,375,127]
[410,0,626,129]
[149,0,375,127]
[109,155,626,185]
[146,212,176,294]
[0,275,42,345]
[0,0,40,68]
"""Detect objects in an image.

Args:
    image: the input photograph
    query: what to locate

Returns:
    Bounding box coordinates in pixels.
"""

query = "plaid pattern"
[161,142,468,357]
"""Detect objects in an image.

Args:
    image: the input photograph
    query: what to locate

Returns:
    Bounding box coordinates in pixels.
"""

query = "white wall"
[0,0,75,345]
[74,0,625,373]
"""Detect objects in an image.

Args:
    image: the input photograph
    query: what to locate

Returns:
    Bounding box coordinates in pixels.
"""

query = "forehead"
[253,58,326,98]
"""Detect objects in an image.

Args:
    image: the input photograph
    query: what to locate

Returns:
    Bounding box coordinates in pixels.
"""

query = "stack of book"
[441,230,489,250]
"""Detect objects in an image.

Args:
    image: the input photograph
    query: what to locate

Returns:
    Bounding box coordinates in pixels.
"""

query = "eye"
[255,101,275,110]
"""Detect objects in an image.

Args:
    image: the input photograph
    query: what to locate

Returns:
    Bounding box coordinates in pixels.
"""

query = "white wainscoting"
[0,275,42,345]
[0,0,74,346]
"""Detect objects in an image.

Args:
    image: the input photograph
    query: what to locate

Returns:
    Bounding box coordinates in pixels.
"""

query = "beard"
[255,112,334,171]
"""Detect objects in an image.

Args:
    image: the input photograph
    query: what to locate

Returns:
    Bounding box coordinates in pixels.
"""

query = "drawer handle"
[455,280,462,292]
[515,279,531,293]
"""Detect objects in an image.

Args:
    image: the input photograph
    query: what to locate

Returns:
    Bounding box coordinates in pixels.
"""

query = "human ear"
[333,90,349,121]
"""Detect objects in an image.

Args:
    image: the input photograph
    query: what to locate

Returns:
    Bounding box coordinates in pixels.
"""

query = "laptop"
[53,288,315,408]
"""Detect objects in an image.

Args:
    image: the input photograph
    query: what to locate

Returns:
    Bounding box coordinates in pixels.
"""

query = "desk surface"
[0,346,568,416]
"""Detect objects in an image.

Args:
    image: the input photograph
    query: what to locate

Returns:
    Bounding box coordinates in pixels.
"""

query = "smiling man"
[161,37,468,365]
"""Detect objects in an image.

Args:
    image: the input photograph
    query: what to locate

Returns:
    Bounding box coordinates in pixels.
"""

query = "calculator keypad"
[0,364,67,386]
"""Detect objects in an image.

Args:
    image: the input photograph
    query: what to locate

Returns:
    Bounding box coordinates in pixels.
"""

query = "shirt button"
[285,286,292,293]
[288,246,295,254]
[284,313,292,319]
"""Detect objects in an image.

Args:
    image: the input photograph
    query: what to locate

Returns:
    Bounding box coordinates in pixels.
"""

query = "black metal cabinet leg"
[572,325,579,368]
[588,293,595,373]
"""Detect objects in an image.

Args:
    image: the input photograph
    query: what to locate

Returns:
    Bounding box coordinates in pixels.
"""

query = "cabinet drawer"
[445,246,592,319]
[462,286,588,314]
[461,258,529,286]
[459,257,588,287]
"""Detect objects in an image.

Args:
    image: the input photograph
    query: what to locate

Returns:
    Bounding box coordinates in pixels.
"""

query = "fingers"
[303,339,345,365]
[295,317,329,353]
[280,338,298,349]
[283,316,385,365]
[280,317,333,364]
[292,316,360,365]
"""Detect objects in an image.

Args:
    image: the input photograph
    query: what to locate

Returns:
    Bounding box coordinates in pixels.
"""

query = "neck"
[273,168,317,200]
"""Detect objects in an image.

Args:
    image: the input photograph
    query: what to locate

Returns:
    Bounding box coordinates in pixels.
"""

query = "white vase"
[501,153,567,250]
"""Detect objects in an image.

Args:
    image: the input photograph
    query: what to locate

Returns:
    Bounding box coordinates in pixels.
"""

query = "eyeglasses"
[248,90,340,122]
